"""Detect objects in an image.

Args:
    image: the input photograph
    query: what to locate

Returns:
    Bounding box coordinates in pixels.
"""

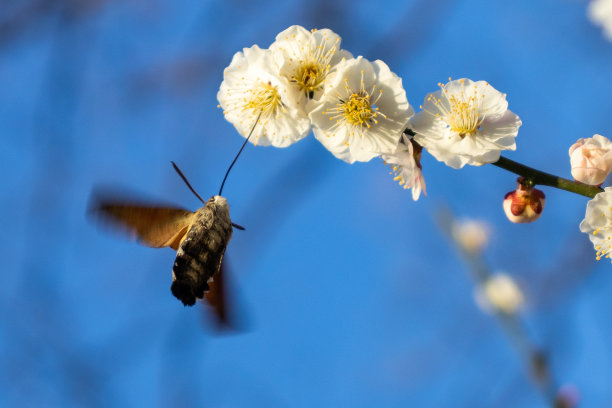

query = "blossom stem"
[492,156,604,198]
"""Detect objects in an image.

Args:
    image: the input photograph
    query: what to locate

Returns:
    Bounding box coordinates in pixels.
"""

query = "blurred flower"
[554,384,580,408]
[503,177,545,223]
[309,56,414,163]
[217,45,311,147]
[474,273,524,314]
[579,187,612,262]
[410,78,521,169]
[588,0,612,40]
[451,218,490,253]
[569,134,612,185]
[270,25,352,110]
[382,134,426,200]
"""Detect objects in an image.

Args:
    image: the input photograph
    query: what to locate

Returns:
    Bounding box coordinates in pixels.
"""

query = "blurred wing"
[92,202,196,250]
[204,257,230,328]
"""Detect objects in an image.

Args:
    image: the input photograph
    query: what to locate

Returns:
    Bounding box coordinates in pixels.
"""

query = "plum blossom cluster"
[218,25,421,198]
[217,25,612,265]
[218,26,525,201]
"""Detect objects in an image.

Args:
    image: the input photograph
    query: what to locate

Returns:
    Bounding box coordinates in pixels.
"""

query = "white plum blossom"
[309,56,414,163]
[588,0,612,40]
[270,25,352,111]
[569,134,612,185]
[410,78,522,169]
[474,273,524,315]
[580,187,612,262]
[382,134,426,201]
[217,45,311,147]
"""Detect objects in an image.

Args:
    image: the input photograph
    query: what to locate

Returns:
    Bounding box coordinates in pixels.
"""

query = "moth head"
[207,196,232,223]
[210,195,228,208]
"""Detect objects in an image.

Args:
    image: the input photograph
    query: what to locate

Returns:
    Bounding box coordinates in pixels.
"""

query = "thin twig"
[492,156,603,198]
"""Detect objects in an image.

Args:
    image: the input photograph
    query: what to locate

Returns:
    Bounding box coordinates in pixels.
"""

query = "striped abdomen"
[171,196,233,306]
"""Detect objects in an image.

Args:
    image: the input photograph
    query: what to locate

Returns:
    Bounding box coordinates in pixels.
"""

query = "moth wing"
[92,202,196,250]
[204,257,236,329]
[204,263,227,326]
[165,224,192,251]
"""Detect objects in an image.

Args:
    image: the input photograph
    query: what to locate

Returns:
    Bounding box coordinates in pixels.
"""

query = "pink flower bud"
[569,134,612,185]
[503,177,545,223]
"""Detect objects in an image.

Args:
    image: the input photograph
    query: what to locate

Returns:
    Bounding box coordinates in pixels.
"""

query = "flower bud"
[569,134,612,185]
[503,177,545,223]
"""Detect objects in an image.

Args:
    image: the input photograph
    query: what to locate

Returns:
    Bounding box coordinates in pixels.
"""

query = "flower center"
[292,62,325,97]
[424,80,488,138]
[447,94,483,137]
[323,72,386,137]
[287,35,339,99]
[243,82,282,116]
[340,91,375,126]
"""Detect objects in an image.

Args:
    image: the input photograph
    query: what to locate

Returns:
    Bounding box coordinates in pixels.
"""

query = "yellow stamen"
[243,82,283,117]
[340,91,375,126]
[447,93,484,136]
[422,81,488,138]
[287,36,340,98]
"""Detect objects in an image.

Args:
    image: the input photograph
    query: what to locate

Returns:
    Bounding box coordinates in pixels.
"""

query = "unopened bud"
[503,177,545,223]
[569,134,612,185]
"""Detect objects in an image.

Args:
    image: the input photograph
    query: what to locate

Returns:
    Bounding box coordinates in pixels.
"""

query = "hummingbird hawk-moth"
[90,115,260,323]
[90,163,242,324]
[92,190,234,307]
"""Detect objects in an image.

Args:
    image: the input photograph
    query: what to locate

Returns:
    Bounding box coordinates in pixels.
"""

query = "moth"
[90,115,260,324]
[91,163,243,324]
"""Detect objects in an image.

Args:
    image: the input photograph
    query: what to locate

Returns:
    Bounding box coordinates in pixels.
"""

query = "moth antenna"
[218,111,262,196]
[171,161,206,205]
[232,222,245,230]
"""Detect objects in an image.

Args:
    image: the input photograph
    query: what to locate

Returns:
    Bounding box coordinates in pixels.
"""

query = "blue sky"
[2,0,612,406]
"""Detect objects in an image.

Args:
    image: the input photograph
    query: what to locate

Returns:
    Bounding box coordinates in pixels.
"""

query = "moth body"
[171,195,233,306]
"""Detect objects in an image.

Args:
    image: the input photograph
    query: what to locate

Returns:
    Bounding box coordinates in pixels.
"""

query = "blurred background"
[2,0,612,406]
